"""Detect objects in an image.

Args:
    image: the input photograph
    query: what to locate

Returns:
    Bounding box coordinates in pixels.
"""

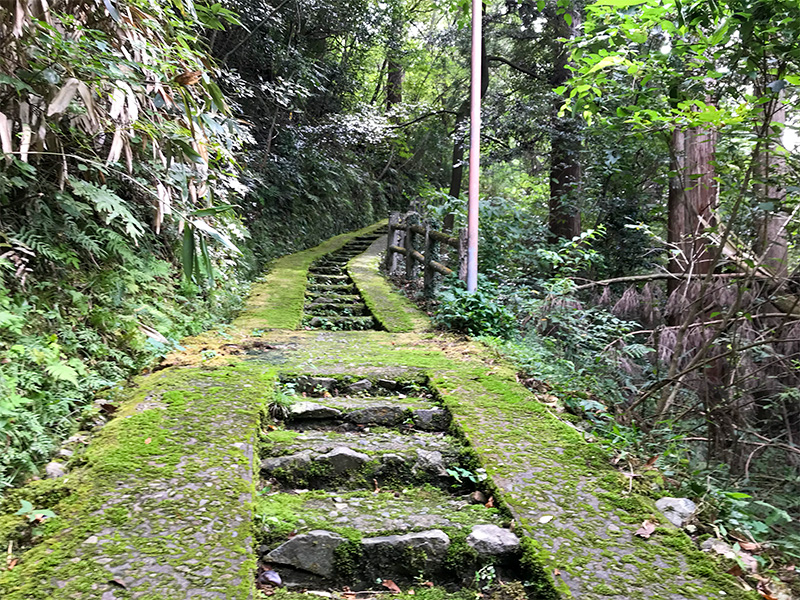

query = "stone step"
[303,315,376,330]
[283,375,431,397]
[308,266,345,275]
[304,302,368,316]
[256,490,519,589]
[260,430,466,488]
[306,283,357,293]
[255,487,503,544]
[309,273,350,283]
[304,294,362,304]
[286,397,449,431]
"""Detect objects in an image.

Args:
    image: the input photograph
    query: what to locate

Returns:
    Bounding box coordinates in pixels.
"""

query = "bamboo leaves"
[46,78,80,117]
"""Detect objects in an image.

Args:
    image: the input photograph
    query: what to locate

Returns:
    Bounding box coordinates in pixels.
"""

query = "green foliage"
[434,278,516,338]
[14,500,57,523]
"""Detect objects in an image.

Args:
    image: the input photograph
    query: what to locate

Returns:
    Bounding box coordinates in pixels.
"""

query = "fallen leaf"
[382,580,401,594]
[739,541,761,552]
[421,582,433,588]
[408,590,415,595]
[173,70,202,86]
[727,564,745,578]
[259,569,282,586]
[539,515,554,524]
[144,438,151,444]
[485,497,494,508]
[635,520,656,539]
[642,455,659,469]
[7,558,18,570]
[108,578,127,589]
[553,568,561,577]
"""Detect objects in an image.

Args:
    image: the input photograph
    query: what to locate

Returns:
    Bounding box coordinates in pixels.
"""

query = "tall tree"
[548,2,583,241]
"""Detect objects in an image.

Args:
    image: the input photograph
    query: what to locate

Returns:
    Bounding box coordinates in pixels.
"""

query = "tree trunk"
[386,58,403,109]
[667,128,686,295]
[548,5,582,241]
[753,91,788,277]
[448,99,470,199]
[683,123,718,276]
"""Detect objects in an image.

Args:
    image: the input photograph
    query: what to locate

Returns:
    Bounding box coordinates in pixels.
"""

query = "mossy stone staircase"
[0,220,757,600]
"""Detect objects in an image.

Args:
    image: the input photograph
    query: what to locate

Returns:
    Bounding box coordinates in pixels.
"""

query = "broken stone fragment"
[655,497,697,528]
[296,376,338,392]
[346,406,405,426]
[376,379,398,390]
[289,401,342,420]
[318,447,369,474]
[347,379,373,393]
[266,530,346,578]
[309,317,324,327]
[466,524,521,557]
[261,450,315,474]
[469,491,487,505]
[412,408,450,431]
[45,461,67,479]
[412,449,447,477]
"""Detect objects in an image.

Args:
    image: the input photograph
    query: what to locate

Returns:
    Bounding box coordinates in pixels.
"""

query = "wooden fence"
[384,211,466,296]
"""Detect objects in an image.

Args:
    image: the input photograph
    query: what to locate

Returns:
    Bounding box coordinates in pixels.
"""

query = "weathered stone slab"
[466,524,521,557]
[266,530,346,577]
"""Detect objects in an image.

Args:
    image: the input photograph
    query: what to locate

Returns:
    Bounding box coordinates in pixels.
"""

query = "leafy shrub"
[434,278,515,338]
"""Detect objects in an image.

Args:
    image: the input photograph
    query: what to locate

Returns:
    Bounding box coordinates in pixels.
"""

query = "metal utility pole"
[466,0,481,292]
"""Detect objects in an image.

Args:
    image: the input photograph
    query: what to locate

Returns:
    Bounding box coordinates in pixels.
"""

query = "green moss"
[347,240,429,333]
[264,430,301,444]
[0,363,267,600]
[332,534,365,582]
[592,583,617,595]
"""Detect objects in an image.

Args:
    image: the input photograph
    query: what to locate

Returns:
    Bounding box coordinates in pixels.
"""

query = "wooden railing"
[384,211,466,296]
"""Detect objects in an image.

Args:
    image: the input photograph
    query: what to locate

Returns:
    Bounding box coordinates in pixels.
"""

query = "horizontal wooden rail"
[409,224,459,248]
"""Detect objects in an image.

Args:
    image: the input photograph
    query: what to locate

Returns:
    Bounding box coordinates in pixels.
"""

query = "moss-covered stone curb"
[0,363,269,600]
[235,220,387,331]
[348,235,429,333]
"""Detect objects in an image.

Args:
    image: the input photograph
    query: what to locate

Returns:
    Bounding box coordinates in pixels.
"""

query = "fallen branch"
[573,272,751,291]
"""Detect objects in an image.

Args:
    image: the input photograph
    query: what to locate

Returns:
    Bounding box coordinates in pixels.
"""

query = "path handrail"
[384,212,467,297]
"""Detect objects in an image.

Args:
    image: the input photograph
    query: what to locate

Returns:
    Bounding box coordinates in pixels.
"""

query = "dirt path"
[0,221,754,600]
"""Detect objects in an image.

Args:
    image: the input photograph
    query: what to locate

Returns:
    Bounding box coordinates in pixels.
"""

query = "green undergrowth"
[235,221,387,331]
[0,258,250,495]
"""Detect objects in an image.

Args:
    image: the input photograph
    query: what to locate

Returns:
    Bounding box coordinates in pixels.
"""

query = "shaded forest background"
[1,0,800,586]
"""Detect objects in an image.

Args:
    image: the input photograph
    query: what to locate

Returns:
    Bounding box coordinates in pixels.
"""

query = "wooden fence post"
[385,212,404,274]
[423,223,438,298]
[443,212,456,233]
[458,227,468,283]
[405,213,421,280]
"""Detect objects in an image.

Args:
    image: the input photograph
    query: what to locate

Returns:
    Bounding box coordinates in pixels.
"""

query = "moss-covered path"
[1,222,754,600]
